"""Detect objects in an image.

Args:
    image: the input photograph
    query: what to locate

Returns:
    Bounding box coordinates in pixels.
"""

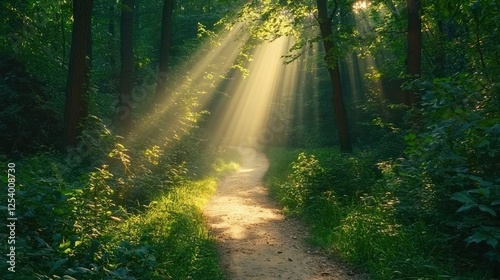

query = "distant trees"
[117,0,135,134]
[239,0,354,152]
[316,0,352,152]
[64,0,93,147]
[155,0,175,104]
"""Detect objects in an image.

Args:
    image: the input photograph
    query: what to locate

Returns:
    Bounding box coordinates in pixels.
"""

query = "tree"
[64,0,94,147]
[117,0,135,135]
[233,0,354,152]
[404,0,421,106]
[155,0,175,104]
[316,0,353,152]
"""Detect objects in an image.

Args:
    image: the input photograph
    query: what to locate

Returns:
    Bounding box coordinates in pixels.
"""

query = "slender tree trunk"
[155,0,174,104]
[117,0,134,135]
[64,0,93,147]
[316,0,352,153]
[405,0,421,106]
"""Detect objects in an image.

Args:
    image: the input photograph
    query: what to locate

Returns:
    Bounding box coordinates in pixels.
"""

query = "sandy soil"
[204,149,367,280]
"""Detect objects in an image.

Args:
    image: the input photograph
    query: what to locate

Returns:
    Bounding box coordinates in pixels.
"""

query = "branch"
[328,0,339,21]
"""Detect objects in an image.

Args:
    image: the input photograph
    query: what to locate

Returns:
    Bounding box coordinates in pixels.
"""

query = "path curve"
[204,149,364,280]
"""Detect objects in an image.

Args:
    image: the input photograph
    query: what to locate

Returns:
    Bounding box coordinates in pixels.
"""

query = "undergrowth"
[264,147,493,280]
[0,138,238,279]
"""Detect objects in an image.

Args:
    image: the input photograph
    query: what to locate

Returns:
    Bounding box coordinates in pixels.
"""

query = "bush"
[397,74,500,269]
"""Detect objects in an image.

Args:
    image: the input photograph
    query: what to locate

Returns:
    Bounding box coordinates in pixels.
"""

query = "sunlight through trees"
[1,0,499,278]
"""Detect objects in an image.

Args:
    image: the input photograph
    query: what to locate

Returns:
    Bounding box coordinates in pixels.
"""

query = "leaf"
[35,236,51,249]
[486,238,499,248]
[490,200,500,206]
[451,192,474,204]
[457,203,477,212]
[465,232,487,245]
[478,205,497,216]
[465,230,500,248]
[469,187,490,197]
[110,267,131,278]
[49,258,69,275]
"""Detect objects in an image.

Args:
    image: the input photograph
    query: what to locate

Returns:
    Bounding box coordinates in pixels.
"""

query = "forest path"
[204,149,364,280]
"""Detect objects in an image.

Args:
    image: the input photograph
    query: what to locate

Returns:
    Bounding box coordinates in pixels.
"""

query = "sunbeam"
[126,21,250,146]
[124,11,319,154]
[207,36,305,150]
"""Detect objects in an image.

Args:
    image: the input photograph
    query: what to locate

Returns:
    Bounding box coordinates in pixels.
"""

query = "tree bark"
[117,0,134,135]
[64,0,93,147]
[155,0,175,104]
[405,0,421,106]
[316,0,352,153]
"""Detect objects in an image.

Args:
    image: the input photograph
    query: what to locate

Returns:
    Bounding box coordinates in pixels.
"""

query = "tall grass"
[264,147,491,279]
[103,178,225,279]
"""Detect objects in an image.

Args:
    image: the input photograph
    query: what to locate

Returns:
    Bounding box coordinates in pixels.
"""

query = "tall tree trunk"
[316,0,352,153]
[154,0,174,104]
[64,0,93,147]
[405,0,421,106]
[117,0,134,135]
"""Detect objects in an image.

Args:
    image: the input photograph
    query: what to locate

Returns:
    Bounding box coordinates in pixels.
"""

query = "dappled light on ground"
[204,151,361,279]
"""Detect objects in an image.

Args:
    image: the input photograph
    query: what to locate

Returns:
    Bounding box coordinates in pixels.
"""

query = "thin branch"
[328,0,339,21]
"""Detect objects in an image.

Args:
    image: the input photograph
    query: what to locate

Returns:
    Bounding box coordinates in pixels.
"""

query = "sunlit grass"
[99,157,239,279]
[108,178,222,279]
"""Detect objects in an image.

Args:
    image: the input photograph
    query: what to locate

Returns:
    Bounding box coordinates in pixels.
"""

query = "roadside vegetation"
[0,141,238,279]
[265,143,497,279]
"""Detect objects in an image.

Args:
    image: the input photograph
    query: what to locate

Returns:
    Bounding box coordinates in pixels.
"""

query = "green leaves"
[453,189,498,217]
[465,227,500,248]
[49,258,69,276]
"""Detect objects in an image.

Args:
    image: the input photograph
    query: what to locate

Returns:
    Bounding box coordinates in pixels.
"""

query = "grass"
[97,156,240,280]
[104,178,224,279]
[263,147,491,280]
[0,148,239,280]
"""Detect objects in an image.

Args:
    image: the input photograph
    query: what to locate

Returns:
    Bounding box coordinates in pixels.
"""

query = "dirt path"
[204,149,366,280]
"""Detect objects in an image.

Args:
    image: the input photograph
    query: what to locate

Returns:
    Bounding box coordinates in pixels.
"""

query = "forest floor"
[204,149,368,280]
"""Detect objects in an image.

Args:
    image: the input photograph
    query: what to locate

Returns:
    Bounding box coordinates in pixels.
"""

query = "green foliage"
[0,57,62,153]
[396,73,500,268]
[0,141,237,279]
[278,152,326,213]
[265,147,493,279]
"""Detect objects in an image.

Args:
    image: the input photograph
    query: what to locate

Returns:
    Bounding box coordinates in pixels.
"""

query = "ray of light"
[208,36,304,150]
[123,11,319,154]
[127,21,250,145]
[341,4,383,108]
